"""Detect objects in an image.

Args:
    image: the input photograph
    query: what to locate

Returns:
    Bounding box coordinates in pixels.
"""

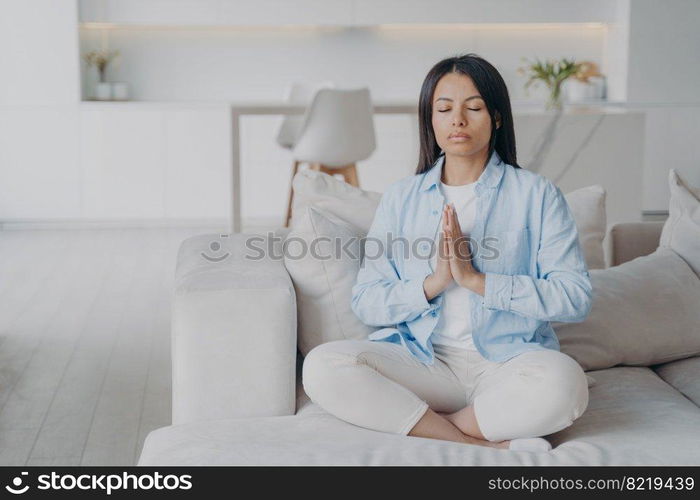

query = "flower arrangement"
[517,57,582,110]
[571,61,603,83]
[83,49,120,83]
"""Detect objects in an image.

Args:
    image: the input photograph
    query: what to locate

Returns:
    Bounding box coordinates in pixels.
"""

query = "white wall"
[0,0,82,220]
[626,0,700,104]
[623,0,700,212]
[78,24,607,103]
[0,0,80,105]
[78,0,619,26]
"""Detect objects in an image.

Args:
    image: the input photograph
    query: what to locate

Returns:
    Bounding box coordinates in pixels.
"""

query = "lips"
[449,134,471,139]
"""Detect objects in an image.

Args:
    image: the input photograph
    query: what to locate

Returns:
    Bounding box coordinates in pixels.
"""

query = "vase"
[588,76,606,99]
[111,82,130,101]
[95,82,112,101]
[545,86,563,111]
[563,79,591,103]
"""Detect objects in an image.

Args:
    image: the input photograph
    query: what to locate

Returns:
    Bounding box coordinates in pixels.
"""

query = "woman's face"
[431,72,500,159]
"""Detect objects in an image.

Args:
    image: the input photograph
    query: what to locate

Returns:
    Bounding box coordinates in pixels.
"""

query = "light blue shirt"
[350,149,593,365]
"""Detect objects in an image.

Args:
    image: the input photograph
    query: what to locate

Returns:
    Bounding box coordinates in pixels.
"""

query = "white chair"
[276,81,334,228]
[285,87,376,226]
[275,81,335,149]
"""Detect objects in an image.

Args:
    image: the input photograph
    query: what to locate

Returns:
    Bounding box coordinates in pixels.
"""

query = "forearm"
[458,271,486,297]
[423,272,449,301]
[480,271,592,322]
[351,276,438,326]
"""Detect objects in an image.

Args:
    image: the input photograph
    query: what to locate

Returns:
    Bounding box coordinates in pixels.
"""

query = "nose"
[452,109,467,127]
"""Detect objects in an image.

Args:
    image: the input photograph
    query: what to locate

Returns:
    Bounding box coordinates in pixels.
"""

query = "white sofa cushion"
[284,205,374,356]
[660,168,700,278]
[563,184,607,270]
[652,356,700,407]
[139,364,700,465]
[555,247,700,371]
[289,169,381,233]
[172,234,297,424]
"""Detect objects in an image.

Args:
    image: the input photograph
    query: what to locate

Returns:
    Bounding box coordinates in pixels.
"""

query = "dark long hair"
[415,53,520,174]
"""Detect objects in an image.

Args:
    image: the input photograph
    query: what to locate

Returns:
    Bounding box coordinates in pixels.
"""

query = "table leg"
[231,109,241,233]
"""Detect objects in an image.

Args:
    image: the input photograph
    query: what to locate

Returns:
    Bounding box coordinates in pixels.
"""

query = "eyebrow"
[434,96,483,104]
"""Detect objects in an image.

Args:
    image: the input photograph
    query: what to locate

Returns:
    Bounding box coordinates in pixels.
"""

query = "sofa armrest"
[171,232,297,425]
[609,221,665,267]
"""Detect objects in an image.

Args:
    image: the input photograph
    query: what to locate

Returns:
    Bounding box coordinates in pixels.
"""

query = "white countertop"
[77,98,659,115]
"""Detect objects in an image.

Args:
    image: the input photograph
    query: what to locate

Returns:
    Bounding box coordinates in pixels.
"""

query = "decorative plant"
[571,60,603,83]
[517,57,582,110]
[83,49,120,83]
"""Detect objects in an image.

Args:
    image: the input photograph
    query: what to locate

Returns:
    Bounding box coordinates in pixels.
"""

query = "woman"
[302,54,593,452]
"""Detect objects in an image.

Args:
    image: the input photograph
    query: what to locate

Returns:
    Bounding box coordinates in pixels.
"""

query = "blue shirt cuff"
[409,271,440,318]
[482,272,513,311]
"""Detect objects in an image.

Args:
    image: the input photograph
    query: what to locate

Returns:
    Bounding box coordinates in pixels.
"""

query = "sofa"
[138,169,700,466]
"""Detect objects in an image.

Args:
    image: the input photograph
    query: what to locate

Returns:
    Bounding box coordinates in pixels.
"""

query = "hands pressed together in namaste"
[422,203,486,301]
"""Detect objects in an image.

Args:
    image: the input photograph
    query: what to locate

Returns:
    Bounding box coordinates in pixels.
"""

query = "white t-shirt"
[429,181,479,350]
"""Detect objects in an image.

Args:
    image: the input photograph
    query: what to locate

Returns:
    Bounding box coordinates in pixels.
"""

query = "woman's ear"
[495,110,502,129]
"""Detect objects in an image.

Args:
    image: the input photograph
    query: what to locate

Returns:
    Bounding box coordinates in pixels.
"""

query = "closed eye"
[438,109,481,112]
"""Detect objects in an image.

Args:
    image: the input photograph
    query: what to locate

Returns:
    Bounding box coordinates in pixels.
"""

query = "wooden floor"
[0,226,227,466]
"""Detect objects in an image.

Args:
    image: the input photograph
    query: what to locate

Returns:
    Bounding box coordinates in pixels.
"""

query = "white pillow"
[555,247,700,371]
[659,169,700,277]
[290,169,381,233]
[284,205,375,356]
[563,184,607,270]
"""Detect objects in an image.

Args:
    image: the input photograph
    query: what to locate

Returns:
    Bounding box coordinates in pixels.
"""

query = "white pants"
[302,339,589,442]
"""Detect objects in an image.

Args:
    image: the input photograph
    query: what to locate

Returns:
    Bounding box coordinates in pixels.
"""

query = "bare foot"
[440,409,471,435]
[459,433,511,449]
[437,411,458,424]
[494,439,511,449]
[437,411,511,449]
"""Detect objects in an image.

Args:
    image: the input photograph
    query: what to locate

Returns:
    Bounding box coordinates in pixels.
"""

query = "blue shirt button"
[431,210,438,215]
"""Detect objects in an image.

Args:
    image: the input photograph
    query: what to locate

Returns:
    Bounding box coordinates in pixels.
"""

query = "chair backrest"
[275,81,335,149]
[292,87,376,167]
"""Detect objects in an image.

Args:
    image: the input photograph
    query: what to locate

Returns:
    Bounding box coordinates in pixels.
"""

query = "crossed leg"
[302,339,510,449]
[410,407,510,449]
[437,348,590,446]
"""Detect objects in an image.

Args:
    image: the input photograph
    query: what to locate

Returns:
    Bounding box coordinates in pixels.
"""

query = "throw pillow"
[555,247,700,371]
[283,205,375,356]
[563,184,607,270]
[659,169,700,277]
[289,169,381,233]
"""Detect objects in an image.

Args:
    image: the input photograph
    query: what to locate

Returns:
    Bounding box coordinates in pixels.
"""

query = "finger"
[448,205,458,238]
[456,237,470,261]
[447,230,458,259]
[450,204,462,234]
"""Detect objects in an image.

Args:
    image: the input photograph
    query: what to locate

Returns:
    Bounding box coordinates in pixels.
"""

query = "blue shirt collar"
[419,149,505,192]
